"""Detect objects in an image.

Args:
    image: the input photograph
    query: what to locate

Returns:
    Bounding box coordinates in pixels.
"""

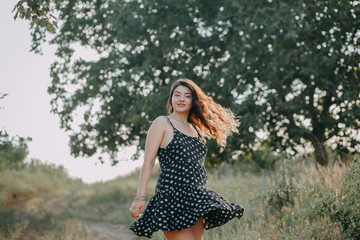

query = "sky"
[0,1,144,183]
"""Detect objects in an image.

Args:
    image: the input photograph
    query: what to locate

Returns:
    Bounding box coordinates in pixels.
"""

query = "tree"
[0,94,31,170]
[0,131,31,170]
[232,0,360,165]
[27,0,359,166]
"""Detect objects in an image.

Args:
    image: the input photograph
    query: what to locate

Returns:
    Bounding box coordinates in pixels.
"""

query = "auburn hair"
[167,79,239,147]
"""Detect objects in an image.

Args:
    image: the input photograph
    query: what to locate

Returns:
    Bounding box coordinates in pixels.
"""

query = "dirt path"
[87,221,136,240]
[42,198,136,239]
[6,193,136,240]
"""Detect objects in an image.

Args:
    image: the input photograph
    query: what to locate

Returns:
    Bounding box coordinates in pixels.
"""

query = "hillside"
[1,156,359,239]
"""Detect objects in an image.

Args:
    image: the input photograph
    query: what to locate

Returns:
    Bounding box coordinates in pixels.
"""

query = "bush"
[0,131,31,170]
[308,161,360,239]
[238,142,279,172]
[0,207,18,238]
[265,178,296,217]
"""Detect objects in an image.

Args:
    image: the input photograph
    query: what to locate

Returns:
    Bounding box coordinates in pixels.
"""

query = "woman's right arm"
[129,116,166,220]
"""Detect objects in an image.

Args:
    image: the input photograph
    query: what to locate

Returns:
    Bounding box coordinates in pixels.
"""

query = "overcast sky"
[0,1,144,183]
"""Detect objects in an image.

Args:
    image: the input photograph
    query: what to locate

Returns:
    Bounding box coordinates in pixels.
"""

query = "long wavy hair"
[167,79,239,147]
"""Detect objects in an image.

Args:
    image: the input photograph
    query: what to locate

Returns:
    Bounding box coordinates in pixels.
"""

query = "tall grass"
[1,154,358,240]
[0,159,88,239]
[42,218,89,240]
[0,159,78,205]
[64,164,161,224]
[118,156,358,239]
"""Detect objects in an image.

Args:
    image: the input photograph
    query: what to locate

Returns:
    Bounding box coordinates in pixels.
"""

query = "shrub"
[0,131,31,170]
[308,162,360,239]
[0,207,18,238]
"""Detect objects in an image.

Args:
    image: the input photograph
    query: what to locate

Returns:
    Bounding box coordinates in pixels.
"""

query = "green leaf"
[52,20,58,28]
[39,18,47,27]
[32,15,39,25]
[38,10,46,17]
[17,0,26,7]
[46,22,53,32]
[18,5,24,13]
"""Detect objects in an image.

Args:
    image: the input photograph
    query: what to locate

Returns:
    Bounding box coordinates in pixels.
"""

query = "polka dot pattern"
[129,116,244,238]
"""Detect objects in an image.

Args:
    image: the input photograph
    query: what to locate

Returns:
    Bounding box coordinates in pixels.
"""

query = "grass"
[0,159,89,239]
[0,159,76,205]
[0,154,359,239]
[0,207,17,239]
[41,218,89,240]
[138,156,357,239]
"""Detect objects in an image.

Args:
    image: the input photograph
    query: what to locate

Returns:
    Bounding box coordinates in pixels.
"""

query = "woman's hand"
[129,200,145,220]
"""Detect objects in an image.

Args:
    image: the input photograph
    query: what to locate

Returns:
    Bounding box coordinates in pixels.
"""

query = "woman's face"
[171,85,193,113]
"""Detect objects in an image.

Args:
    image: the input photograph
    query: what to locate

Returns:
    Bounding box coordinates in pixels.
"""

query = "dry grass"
[1,154,358,240]
[41,219,88,240]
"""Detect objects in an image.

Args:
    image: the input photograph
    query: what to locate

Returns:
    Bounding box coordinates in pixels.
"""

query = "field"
[0,155,359,240]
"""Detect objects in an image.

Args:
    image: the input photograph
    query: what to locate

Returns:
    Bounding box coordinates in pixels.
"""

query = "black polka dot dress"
[129,116,244,238]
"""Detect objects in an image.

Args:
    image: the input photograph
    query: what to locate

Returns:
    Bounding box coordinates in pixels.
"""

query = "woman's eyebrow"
[174,90,191,95]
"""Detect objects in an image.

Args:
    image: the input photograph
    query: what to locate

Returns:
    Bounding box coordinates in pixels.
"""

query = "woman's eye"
[173,94,191,98]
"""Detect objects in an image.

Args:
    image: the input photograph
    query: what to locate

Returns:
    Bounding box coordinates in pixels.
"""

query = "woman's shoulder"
[149,115,169,128]
[147,116,171,135]
[152,115,169,123]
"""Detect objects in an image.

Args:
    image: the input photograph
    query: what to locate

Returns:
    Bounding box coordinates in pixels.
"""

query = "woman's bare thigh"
[190,216,204,240]
[163,217,204,240]
[163,227,194,240]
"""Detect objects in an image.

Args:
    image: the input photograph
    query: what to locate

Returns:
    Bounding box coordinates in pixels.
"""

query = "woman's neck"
[169,112,189,124]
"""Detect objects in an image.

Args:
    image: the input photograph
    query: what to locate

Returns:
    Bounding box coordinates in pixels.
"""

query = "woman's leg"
[163,228,194,240]
[190,216,204,240]
[163,217,204,240]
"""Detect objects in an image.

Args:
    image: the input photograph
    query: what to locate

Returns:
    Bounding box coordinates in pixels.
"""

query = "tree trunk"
[312,138,328,166]
[306,132,328,166]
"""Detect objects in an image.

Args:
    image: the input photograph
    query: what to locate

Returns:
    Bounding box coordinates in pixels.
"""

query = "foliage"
[262,159,360,239]
[0,207,17,238]
[0,93,7,111]
[235,0,360,166]
[13,0,58,54]
[13,0,57,32]
[26,0,359,166]
[245,142,278,171]
[0,93,7,101]
[0,131,31,170]
[307,162,360,239]
[265,177,297,216]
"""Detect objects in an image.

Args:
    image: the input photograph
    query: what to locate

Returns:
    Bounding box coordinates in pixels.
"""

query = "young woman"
[129,79,244,239]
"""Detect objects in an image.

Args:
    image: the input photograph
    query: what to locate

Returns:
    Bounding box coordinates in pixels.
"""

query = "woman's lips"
[178,104,185,107]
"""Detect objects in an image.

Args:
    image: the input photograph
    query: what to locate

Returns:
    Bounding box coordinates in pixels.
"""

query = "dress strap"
[192,124,201,139]
[164,116,175,129]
